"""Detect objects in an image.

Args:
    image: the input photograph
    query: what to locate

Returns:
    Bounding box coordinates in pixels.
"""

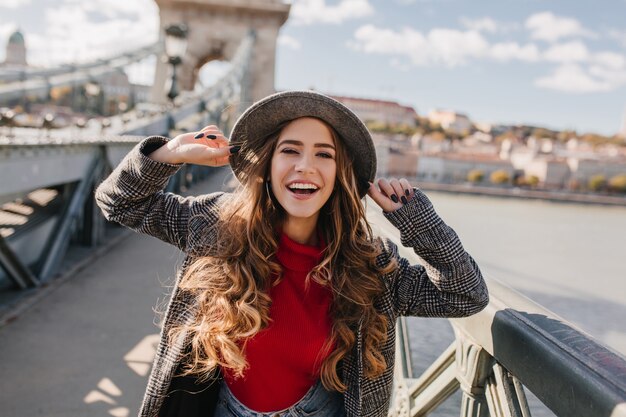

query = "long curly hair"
[168,118,397,392]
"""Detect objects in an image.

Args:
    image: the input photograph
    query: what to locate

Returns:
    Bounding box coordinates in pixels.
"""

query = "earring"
[265,180,274,206]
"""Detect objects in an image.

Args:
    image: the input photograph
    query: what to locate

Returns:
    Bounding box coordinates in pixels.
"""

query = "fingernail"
[229,146,241,154]
[405,189,410,196]
[207,134,217,139]
[391,194,398,203]
[401,196,407,204]
[194,132,204,139]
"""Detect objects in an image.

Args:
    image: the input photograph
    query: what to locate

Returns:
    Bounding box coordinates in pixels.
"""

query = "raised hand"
[367,177,415,213]
[148,125,236,166]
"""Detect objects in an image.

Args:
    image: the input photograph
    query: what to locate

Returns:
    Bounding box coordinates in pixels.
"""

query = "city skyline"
[1,0,626,136]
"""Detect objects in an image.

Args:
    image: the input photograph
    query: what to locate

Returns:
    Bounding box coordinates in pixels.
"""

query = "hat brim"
[229,90,376,198]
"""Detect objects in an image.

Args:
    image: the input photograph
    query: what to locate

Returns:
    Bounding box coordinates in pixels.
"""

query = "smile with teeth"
[287,182,319,195]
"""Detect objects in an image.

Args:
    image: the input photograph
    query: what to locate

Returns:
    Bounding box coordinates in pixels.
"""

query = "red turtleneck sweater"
[222,232,334,412]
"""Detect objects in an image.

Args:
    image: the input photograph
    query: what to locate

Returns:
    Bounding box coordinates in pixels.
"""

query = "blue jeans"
[214,379,346,417]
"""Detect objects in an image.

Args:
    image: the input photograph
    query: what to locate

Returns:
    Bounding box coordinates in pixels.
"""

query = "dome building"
[4,29,27,67]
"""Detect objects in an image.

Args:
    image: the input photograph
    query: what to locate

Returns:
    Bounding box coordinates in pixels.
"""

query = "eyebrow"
[277,139,336,150]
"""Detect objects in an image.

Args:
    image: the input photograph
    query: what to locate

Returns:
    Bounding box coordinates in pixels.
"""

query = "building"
[523,157,571,188]
[2,29,27,67]
[427,109,472,134]
[372,133,419,177]
[330,95,417,126]
[416,153,515,183]
[568,158,626,185]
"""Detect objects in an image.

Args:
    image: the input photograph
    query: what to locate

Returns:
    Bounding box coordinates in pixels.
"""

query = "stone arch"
[150,0,290,103]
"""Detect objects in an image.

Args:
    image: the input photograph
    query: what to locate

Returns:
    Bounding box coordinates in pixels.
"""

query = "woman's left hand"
[367,177,415,213]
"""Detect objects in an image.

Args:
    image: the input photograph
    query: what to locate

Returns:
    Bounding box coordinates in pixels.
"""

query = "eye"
[281,148,298,154]
[317,152,334,159]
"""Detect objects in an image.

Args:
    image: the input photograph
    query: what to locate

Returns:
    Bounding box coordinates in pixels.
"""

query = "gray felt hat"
[229,90,376,198]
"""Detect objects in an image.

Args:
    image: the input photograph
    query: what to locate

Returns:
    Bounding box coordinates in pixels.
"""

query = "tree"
[490,170,510,185]
[557,129,577,143]
[531,127,557,140]
[580,133,611,148]
[588,174,606,191]
[517,175,540,187]
[526,175,540,187]
[467,169,484,183]
[608,174,626,193]
[494,131,516,144]
[365,120,388,133]
[391,123,416,136]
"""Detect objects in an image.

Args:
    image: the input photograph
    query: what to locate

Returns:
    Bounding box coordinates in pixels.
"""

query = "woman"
[95,90,488,417]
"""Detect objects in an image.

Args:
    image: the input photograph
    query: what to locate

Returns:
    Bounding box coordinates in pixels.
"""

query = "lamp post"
[164,24,189,104]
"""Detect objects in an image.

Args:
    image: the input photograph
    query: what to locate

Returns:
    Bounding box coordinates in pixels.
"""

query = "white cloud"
[0,0,31,9]
[543,41,589,63]
[349,25,489,67]
[490,42,540,62]
[608,29,626,48]
[349,20,626,94]
[25,1,158,66]
[588,65,626,87]
[526,12,596,43]
[535,64,613,93]
[290,0,374,25]
[83,0,148,18]
[460,17,499,34]
[592,51,626,70]
[0,23,17,40]
[533,45,626,93]
[278,35,302,50]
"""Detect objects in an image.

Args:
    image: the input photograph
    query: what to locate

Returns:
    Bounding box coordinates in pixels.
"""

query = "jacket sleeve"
[94,136,223,253]
[377,188,489,318]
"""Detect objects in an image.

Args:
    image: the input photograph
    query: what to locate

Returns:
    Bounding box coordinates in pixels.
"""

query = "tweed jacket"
[94,136,489,417]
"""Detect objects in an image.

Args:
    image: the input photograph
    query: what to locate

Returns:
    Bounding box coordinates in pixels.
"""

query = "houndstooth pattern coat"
[94,136,489,417]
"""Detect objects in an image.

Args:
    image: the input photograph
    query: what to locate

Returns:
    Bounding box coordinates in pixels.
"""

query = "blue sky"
[1,0,626,135]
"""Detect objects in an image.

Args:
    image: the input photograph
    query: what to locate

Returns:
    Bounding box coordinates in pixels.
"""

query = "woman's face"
[270,117,337,224]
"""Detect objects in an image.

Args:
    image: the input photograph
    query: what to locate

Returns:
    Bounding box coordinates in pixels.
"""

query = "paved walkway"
[0,167,235,417]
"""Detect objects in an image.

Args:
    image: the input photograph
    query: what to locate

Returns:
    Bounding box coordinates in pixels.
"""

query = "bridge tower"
[151,0,290,104]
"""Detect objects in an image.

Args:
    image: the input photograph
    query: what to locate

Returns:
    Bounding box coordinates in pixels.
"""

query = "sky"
[1,0,626,136]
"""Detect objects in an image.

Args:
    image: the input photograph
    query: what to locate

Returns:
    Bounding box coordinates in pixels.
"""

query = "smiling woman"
[270,117,338,244]
[94,90,488,417]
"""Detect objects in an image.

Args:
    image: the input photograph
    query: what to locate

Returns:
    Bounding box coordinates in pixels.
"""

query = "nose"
[294,153,316,173]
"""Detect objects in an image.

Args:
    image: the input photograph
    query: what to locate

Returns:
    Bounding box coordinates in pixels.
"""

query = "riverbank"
[417,181,626,207]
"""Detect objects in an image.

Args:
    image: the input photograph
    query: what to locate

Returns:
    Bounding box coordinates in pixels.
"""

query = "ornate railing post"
[455,330,492,417]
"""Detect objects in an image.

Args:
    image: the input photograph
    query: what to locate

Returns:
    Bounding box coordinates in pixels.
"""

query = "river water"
[376,191,626,416]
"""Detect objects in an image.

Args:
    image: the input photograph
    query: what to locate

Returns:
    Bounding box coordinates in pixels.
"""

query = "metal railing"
[386,234,626,417]
[0,33,255,293]
[0,43,161,101]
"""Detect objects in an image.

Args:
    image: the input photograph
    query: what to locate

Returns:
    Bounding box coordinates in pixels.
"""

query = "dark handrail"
[452,278,626,417]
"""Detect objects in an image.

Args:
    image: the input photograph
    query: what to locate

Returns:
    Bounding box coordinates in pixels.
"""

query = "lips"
[286,181,320,197]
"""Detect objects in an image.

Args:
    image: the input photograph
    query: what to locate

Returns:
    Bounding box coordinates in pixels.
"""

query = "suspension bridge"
[0,1,625,417]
